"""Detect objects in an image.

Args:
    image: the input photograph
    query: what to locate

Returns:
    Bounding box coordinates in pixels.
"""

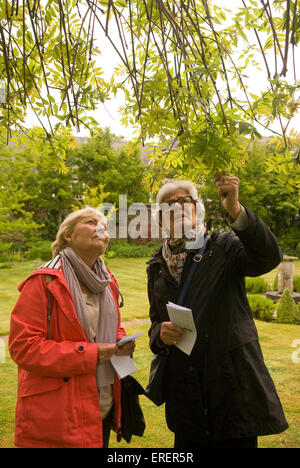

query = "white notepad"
[166,302,197,355]
[110,333,142,379]
[111,354,137,379]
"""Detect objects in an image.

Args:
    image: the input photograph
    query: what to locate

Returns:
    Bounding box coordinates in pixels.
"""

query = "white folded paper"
[111,355,137,379]
[117,332,142,347]
[166,301,197,355]
[110,333,142,379]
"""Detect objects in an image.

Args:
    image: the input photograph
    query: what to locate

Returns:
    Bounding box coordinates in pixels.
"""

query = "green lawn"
[0,258,299,448]
[0,258,150,336]
[2,258,299,336]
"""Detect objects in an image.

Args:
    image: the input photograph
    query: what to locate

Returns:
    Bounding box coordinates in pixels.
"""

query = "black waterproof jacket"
[147,206,289,442]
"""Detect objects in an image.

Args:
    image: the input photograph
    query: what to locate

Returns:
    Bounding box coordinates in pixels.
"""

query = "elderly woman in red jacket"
[9,207,135,448]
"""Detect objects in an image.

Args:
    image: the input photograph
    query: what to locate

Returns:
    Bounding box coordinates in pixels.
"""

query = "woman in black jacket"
[147,173,288,448]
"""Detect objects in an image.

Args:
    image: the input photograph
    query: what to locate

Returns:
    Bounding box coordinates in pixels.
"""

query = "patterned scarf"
[162,230,206,284]
[162,238,187,284]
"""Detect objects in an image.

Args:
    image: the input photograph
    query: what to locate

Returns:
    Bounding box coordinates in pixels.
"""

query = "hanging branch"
[260,0,285,74]
[105,0,113,35]
[9,56,52,138]
[58,0,80,131]
[241,0,272,80]
[110,2,141,116]
[0,0,298,155]
[1,20,50,117]
[178,1,231,134]
[155,0,182,120]
[0,22,11,143]
[86,0,128,69]
[128,0,137,81]
[26,0,54,130]
[201,0,233,109]
[138,0,154,120]
[290,0,298,83]
[281,0,290,76]
[22,0,26,106]
[58,22,75,126]
[88,0,97,61]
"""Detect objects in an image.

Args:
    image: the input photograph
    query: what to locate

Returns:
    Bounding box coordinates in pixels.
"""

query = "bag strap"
[177,235,210,307]
[45,275,52,340]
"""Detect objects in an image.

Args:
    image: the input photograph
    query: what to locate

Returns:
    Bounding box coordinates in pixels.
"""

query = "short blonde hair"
[51,206,104,257]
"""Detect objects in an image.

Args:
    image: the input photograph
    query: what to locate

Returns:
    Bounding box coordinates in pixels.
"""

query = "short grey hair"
[154,180,206,233]
[156,180,200,204]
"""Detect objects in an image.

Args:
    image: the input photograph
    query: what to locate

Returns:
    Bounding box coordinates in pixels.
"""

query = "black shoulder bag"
[117,375,146,443]
[145,236,210,406]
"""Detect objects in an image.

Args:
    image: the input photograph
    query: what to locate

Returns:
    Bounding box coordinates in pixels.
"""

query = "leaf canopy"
[0,0,299,188]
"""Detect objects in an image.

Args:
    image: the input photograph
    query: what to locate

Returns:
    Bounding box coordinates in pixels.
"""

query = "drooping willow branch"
[0,0,298,146]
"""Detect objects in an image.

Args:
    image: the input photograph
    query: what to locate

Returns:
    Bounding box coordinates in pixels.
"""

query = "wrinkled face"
[65,214,109,257]
[160,188,197,238]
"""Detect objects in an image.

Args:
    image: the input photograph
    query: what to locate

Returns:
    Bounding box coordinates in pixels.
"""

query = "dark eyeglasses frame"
[162,196,195,207]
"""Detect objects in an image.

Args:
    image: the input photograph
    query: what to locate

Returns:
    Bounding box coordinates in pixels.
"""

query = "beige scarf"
[60,247,118,387]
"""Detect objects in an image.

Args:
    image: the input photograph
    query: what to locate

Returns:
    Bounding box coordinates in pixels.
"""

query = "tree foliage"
[0,128,149,254]
[0,0,299,187]
[69,130,149,205]
[0,144,42,252]
[199,138,300,253]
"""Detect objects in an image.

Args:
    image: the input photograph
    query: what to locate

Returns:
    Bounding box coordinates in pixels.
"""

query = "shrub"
[294,275,300,293]
[273,274,278,291]
[276,288,299,325]
[0,242,13,262]
[247,294,276,322]
[106,241,160,258]
[0,263,15,269]
[245,277,269,293]
[26,241,52,261]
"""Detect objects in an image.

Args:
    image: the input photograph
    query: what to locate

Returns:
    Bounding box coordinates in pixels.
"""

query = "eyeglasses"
[162,196,195,207]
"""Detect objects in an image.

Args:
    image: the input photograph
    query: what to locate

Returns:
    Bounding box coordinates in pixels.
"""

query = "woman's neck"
[70,247,99,269]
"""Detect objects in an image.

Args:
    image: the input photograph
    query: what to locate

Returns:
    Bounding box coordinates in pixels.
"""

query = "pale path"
[123,318,150,326]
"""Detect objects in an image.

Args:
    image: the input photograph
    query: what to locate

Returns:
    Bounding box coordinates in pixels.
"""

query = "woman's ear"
[64,231,72,243]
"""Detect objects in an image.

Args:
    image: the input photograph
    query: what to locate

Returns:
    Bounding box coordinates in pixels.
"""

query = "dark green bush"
[0,242,13,262]
[294,275,300,293]
[247,294,276,322]
[245,277,269,293]
[107,241,160,258]
[26,241,52,261]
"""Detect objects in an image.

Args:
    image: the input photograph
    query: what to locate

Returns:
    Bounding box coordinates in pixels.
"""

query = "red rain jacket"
[9,262,126,448]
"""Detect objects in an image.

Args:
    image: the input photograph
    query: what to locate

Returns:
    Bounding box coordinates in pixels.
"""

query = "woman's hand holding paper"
[160,321,184,346]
